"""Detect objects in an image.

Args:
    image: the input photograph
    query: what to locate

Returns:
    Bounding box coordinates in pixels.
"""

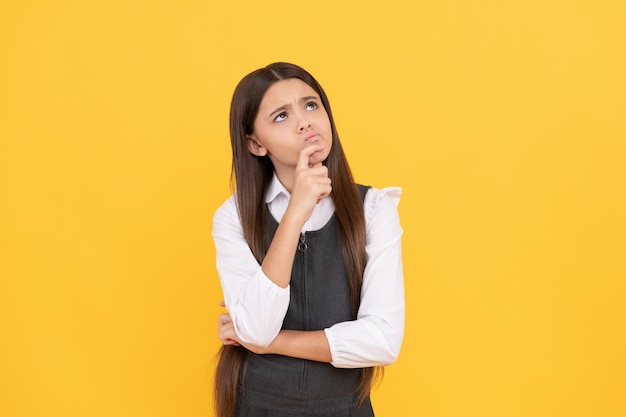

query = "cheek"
[317,113,332,133]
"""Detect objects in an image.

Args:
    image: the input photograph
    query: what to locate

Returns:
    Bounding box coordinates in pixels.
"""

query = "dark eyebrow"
[300,95,319,102]
[268,104,290,119]
[267,95,321,119]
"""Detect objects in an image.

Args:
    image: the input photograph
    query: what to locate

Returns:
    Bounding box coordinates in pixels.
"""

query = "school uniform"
[213,174,405,416]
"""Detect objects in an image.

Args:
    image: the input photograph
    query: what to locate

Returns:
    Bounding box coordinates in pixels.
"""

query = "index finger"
[296,143,325,172]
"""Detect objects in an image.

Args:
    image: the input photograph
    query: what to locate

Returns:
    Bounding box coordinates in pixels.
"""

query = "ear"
[246,134,268,157]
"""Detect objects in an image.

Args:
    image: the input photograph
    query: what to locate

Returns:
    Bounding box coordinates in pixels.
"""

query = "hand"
[287,144,332,224]
[218,311,241,346]
[217,301,268,353]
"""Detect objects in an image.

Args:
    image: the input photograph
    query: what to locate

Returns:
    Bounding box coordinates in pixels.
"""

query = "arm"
[218,312,332,363]
[212,199,290,346]
[324,187,405,368]
[262,145,332,288]
[213,144,332,346]
[217,187,404,366]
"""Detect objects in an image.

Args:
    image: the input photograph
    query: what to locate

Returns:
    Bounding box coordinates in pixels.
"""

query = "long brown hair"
[214,62,377,417]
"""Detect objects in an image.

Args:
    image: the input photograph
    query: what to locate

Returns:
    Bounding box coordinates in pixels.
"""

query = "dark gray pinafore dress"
[234,185,374,417]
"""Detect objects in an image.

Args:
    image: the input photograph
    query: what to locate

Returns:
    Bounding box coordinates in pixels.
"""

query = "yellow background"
[1,0,625,416]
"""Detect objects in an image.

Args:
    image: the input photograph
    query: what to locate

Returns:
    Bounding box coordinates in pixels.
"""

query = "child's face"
[247,78,332,178]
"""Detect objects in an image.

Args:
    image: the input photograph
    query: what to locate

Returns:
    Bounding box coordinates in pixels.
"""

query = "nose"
[297,116,311,132]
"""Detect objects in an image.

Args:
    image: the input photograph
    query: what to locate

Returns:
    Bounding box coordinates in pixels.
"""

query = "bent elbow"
[389,347,401,364]
[378,343,401,366]
[235,322,279,348]
[378,329,404,366]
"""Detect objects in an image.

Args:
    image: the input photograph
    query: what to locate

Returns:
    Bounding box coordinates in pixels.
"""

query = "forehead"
[259,78,319,108]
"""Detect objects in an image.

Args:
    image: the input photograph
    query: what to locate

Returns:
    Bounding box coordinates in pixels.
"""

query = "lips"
[305,133,320,142]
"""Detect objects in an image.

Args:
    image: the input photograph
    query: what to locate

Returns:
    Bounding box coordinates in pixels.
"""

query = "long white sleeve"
[212,196,290,347]
[212,184,405,365]
[324,187,405,368]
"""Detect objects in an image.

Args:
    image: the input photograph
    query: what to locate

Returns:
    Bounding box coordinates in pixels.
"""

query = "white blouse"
[212,174,405,368]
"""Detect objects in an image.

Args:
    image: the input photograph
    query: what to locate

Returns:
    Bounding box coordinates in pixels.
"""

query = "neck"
[274,167,294,194]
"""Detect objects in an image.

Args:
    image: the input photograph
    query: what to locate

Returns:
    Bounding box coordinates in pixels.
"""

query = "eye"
[274,112,287,122]
[305,102,318,111]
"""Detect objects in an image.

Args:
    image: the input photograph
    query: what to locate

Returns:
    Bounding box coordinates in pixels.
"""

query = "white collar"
[265,172,290,204]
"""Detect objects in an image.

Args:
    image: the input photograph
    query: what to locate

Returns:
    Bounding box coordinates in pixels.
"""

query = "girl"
[212,62,404,417]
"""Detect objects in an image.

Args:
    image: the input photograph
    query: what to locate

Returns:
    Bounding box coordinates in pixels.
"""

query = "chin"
[318,149,332,163]
[310,154,328,166]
